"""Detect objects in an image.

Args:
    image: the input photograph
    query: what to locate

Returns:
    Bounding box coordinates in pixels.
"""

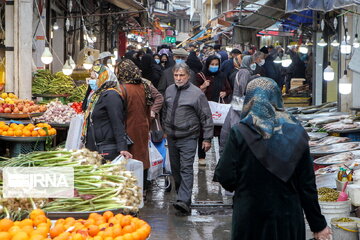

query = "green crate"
[10,141,45,157]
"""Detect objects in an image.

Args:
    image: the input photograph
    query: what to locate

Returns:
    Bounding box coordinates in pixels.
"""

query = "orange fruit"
[89,213,102,220]
[23,129,31,137]
[104,237,113,240]
[0,218,14,231]
[30,209,45,219]
[36,123,44,128]
[10,231,28,240]
[0,231,11,240]
[130,232,141,240]
[50,224,65,238]
[10,123,18,129]
[20,219,33,228]
[15,129,23,137]
[31,229,47,238]
[8,226,22,237]
[114,237,124,240]
[1,131,7,136]
[31,131,39,137]
[65,217,76,225]
[33,215,48,226]
[120,216,131,227]
[7,130,14,136]
[94,236,103,240]
[103,211,114,221]
[18,124,25,129]
[112,224,122,237]
[122,233,133,240]
[21,225,34,235]
[27,124,35,131]
[121,224,134,235]
[38,129,47,137]
[1,125,9,131]
[88,225,100,237]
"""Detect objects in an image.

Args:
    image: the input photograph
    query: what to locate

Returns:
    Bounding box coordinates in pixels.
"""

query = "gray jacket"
[163,81,214,140]
[158,66,196,95]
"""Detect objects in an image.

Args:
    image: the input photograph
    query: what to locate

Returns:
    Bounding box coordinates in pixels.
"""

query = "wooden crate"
[283,96,311,107]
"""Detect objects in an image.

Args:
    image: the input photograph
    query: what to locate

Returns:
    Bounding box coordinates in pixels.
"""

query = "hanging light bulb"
[339,70,352,95]
[41,47,53,64]
[53,22,59,30]
[62,60,73,76]
[323,62,334,81]
[353,34,360,48]
[69,56,76,69]
[317,38,327,47]
[66,18,70,32]
[83,55,93,70]
[299,44,308,54]
[331,39,340,47]
[113,48,118,60]
[274,56,282,64]
[281,55,292,67]
[340,38,352,54]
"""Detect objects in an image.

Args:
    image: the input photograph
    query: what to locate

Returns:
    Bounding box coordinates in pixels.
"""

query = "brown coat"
[122,83,151,169]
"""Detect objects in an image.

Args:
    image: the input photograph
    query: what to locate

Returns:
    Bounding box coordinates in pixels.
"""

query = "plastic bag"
[65,114,84,150]
[112,156,144,208]
[147,141,164,180]
[208,99,231,126]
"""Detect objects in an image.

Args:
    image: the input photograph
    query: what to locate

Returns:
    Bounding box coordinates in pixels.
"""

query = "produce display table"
[33,94,70,104]
[0,135,55,157]
[46,208,138,220]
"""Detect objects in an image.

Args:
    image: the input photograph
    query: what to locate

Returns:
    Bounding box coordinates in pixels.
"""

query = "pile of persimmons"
[0,209,151,240]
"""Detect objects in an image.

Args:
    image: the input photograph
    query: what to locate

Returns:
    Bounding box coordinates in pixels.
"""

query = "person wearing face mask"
[262,45,282,88]
[159,53,171,70]
[140,54,162,88]
[158,48,196,95]
[251,50,266,77]
[233,55,260,99]
[195,55,232,166]
[82,63,133,161]
[153,54,161,65]
[186,49,203,74]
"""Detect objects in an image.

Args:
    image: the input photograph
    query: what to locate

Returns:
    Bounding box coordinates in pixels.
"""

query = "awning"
[190,30,206,40]
[105,0,145,11]
[237,0,286,30]
[286,0,360,13]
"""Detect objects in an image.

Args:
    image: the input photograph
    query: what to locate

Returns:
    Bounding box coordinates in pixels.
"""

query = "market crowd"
[81,43,331,240]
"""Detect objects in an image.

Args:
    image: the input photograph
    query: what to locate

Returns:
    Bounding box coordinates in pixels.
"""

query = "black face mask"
[161,60,167,63]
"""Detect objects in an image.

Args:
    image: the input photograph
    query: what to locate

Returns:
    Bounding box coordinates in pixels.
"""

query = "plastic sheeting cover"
[286,0,360,12]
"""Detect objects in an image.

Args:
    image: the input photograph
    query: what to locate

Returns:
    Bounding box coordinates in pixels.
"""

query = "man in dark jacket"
[158,48,196,95]
[263,46,281,87]
[220,49,242,78]
[163,62,213,213]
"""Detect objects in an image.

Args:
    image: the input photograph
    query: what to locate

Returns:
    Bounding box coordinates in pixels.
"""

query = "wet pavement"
[138,138,313,240]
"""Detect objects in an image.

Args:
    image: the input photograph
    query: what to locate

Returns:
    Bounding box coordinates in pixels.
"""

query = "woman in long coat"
[116,59,153,173]
[214,77,331,240]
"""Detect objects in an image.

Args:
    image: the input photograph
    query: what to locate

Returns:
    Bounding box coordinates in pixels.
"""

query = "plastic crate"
[10,141,45,157]
[340,132,360,141]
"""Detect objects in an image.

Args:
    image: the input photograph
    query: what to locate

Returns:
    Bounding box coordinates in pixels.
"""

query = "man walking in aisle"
[163,62,214,214]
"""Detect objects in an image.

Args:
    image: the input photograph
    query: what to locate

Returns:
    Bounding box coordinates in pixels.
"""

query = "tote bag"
[208,98,231,126]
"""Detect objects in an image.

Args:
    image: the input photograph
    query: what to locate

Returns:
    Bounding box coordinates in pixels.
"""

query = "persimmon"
[120,216,131,227]
[0,218,14,231]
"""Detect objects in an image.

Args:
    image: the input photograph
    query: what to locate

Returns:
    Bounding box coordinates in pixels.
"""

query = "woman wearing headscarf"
[186,50,203,73]
[116,59,154,183]
[159,53,172,70]
[140,54,162,88]
[214,77,331,240]
[233,55,259,98]
[194,55,232,165]
[82,64,133,161]
[228,54,242,90]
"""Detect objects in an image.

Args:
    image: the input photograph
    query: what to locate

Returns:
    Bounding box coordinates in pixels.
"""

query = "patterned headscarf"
[116,59,153,105]
[240,55,253,73]
[82,65,124,139]
[239,77,308,182]
[240,77,298,139]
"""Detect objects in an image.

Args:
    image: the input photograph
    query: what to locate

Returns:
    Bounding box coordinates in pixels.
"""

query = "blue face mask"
[250,63,257,71]
[175,59,185,64]
[88,79,98,91]
[155,59,160,64]
[209,65,219,73]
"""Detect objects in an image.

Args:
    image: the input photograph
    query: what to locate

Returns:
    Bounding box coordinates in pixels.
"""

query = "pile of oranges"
[0,209,151,240]
[0,122,57,137]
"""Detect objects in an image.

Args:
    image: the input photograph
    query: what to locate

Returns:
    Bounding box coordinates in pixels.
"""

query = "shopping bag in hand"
[147,141,164,180]
[208,98,231,126]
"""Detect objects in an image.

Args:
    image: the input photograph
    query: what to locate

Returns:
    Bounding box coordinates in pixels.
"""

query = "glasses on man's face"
[174,74,186,77]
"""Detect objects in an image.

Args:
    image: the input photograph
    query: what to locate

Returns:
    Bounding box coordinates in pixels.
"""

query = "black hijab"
[186,51,203,73]
[140,54,155,80]
[201,55,227,101]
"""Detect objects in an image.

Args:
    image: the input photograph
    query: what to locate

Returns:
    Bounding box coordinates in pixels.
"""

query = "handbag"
[208,98,231,126]
[150,116,164,143]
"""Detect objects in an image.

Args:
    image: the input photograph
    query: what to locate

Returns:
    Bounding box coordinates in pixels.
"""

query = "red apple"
[0,107,4,113]
[4,107,11,113]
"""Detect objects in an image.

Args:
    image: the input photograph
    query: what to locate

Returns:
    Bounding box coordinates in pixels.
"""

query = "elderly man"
[158,48,196,94]
[163,62,214,213]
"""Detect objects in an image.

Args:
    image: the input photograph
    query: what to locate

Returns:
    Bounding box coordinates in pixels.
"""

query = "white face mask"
[250,63,257,70]
[258,59,265,66]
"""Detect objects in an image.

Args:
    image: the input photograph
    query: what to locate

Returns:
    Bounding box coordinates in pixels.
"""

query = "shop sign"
[163,36,176,43]
[2,167,74,198]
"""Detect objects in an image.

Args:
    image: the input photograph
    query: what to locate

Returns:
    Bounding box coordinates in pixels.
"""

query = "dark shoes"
[173,201,191,214]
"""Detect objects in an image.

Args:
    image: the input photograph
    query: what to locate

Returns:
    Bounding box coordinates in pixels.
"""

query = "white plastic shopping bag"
[148,141,164,180]
[208,99,231,126]
[112,156,144,208]
[65,114,84,150]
